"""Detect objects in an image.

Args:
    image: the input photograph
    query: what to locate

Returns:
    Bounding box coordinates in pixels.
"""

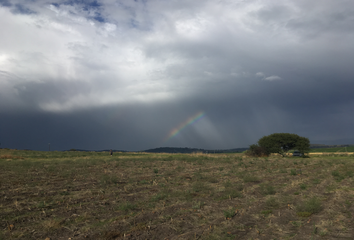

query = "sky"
[1,0,354,151]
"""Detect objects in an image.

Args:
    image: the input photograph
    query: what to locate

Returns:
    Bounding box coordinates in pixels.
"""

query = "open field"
[1,149,354,240]
[310,146,354,153]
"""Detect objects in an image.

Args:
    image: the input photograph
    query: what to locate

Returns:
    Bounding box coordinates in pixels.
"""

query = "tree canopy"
[247,133,310,157]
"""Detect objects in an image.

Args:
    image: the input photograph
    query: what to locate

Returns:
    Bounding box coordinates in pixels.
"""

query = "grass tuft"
[297,197,322,214]
[223,207,236,219]
[243,175,260,183]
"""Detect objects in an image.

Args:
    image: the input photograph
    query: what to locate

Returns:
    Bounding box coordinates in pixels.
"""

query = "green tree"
[295,136,310,155]
[257,133,310,157]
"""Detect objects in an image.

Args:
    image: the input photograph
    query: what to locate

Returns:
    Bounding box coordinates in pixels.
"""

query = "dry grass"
[0,155,24,159]
[1,149,354,239]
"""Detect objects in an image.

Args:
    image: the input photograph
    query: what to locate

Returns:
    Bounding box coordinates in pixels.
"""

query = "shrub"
[245,144,268,157]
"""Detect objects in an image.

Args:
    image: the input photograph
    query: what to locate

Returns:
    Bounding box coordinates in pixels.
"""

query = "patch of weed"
[297,197,322,214]
[176,166,185,172]
[118,202,137,212]
[207,177,219,183]
[261,210,272,216]
[223,207,236,219]
[222,189,242,199]
[194,172,204,180]
[312,178,321,184]
[259,183,276,195]
[291,221,303,227]
[192,182,210,193]
[297,212,312,217]
[224,180,232,188]
[139,180,148,185]
[243,175,260,183]
[150,192,168,202]
[346,171,354,178]
[60,191,70,196]
[265,196,279,209]
[192,201,205,209]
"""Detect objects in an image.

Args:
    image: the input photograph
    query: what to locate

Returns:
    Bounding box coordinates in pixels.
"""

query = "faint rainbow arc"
[164,111,205,141]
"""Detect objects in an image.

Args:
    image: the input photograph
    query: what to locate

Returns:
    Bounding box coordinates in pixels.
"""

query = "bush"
[245,144,268,157]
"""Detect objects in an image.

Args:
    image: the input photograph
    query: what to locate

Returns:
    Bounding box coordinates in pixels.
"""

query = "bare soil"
[1,149,354,239]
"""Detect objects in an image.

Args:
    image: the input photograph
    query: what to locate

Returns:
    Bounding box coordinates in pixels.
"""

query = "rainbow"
[164,111,205,141]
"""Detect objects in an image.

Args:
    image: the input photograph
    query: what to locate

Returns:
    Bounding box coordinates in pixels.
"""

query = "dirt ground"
[1,149,354,239]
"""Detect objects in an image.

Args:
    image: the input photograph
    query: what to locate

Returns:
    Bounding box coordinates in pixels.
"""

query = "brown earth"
[1,150,354,239]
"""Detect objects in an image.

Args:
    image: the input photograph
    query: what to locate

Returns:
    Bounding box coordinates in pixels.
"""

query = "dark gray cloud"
[1,0,354,150]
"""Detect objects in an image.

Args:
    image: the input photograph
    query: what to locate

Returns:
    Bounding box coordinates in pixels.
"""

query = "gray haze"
[1,0,354,151]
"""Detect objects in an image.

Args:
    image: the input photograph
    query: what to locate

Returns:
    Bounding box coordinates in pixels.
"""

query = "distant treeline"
[309,144,354,149]
[17,144,353,153]
[67,149,127,152]
[143,147,248,154]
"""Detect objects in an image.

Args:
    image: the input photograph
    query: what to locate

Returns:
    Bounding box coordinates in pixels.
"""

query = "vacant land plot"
[1,149,354,239]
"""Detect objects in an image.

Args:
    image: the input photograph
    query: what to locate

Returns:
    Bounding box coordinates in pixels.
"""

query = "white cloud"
[256,72,265,77]
[264,75,282,81]
[1,0,354,114]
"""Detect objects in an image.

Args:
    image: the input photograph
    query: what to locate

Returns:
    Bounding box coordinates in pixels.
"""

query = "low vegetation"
[1,149,354,239]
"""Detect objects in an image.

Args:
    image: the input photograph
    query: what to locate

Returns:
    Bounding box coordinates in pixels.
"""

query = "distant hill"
[142,147,248,153]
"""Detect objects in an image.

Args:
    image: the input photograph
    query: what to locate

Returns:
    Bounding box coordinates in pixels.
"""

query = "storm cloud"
[1,0,354,151]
